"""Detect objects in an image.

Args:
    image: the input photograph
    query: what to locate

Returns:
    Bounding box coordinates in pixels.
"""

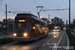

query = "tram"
[12,13,48,42]
[53,26,61,32]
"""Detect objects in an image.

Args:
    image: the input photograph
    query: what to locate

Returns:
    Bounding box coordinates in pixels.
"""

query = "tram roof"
[16,13,38,18]
[15,13,47,24]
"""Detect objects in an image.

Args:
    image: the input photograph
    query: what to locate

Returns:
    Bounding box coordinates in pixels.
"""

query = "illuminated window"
[19,20,25,22]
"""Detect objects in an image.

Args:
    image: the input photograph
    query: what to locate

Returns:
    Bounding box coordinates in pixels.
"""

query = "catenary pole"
[5,4,7,35]
[69,0,71,30]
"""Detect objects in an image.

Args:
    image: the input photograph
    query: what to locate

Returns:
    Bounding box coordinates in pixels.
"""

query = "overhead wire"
[54,0,68,13]
[41,11,48,16]
[33,0,39,5]
[55,0,59,9]
[0,2,21,12]
[40,0,54,18]
[46,0,59,9]
[62,0,68,8]
[51,0,69,21]
[46,0,54,8]
[7,5,22,12]
[40,0,60,19]
[0,2,4,6]
[54,0,62,18]
[47,0,63,9]
[44,0,62,15]
[0,9,5,12]
[42,0,69,17]
[7,5,18,11]
[0,3,14,11]
[58,0,68,9]
[47,0,67,19]
[0,3,5,12]
[57,0,64,8]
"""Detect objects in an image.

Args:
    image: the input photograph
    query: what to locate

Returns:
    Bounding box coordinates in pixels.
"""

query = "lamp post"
[69,0,71,30]
[36,6,44,18]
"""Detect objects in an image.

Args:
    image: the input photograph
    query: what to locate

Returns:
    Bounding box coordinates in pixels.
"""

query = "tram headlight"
[23,32,28,37]
[57,30,58,31]
[54,30,55,31]
[54,35,56,38]
[13,33,17,37]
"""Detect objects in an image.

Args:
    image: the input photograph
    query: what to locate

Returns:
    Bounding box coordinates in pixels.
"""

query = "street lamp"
[36,6,44,18]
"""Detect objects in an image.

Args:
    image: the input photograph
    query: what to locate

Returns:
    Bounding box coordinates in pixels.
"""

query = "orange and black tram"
[12,13,48,42]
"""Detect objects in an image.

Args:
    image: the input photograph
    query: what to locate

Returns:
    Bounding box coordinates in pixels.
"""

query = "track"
[0,31,68,50]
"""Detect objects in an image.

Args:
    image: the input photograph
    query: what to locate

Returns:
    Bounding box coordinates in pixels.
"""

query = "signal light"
[28,11,30,12]
[32,26,36,30]
[43,27,45,30]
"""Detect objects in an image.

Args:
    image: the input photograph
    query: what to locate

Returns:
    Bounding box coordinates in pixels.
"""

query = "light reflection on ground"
[0,31,62,50]
[52,32,60,38]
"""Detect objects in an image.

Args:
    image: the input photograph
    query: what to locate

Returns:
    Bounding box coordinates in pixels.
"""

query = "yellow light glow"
[32,26,36,30]
[22,20,25,22]
[57,30,59,31]
[19,20,21,22]
[23,33,28,37]
[47,28,49,30]
[13,33,17,36]
[54,30,55,31]
[19,20,25,22]
[54,33,56,34]
[54,36,56,38]
[43,27,45,30]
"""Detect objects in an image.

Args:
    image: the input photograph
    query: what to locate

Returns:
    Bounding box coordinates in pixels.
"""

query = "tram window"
[15,22,30,31]
[18,23,26,29]
[35,24,41,32]
[35,23,44,33]
[18,23,21,29]
[31,20,45,33]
